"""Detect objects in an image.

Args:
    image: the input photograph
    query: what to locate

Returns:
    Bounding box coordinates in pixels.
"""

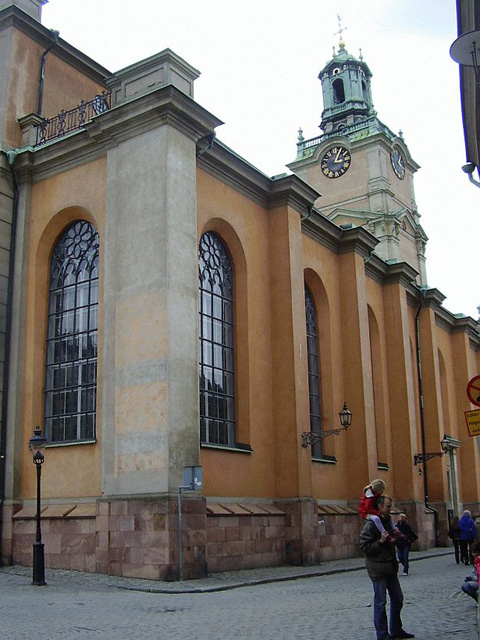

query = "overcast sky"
[41,0,479,320]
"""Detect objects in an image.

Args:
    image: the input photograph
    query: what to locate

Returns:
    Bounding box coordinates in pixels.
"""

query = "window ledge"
[312,455,337,464]
[46,439,96,448]
[377,462,389,471]
[201,442,252,454]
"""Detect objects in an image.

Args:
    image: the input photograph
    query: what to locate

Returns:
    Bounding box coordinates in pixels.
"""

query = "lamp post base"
[32,542,46,585]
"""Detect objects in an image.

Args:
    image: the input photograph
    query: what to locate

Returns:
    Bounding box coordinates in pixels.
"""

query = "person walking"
[448,515,462,564]
[395,513,418,576]
[459,510,476,565]
[359,495,415,640]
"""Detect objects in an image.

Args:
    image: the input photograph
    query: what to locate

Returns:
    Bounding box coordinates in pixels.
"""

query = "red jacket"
[359,487,381,519]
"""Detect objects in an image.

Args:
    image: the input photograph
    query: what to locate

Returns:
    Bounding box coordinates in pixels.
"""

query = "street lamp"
[28,426,47,586]
[302,402,353,447]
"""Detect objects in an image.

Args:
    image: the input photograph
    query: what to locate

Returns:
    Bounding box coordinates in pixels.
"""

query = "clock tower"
[288,40,428,284]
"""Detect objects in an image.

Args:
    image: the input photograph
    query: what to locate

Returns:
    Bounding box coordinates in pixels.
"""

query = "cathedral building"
[0,0,478,580]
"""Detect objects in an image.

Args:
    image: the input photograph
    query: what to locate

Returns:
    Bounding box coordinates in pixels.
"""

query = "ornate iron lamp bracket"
[413,452,444,466]
[301,427,347,447]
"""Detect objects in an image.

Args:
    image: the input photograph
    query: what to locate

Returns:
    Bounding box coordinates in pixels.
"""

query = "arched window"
[362,80,369,102]
[199,232,235,446]
[44,221,99,443]
[305,286,322,457]
[333,78,345,104]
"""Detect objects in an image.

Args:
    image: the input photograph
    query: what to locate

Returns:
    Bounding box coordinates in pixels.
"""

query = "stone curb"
[118,549,453,594]
[1,547,454,595]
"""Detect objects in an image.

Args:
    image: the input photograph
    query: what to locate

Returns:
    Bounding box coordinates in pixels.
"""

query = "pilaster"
[268,202,311,499]
[417,299,448,503]
[102,122,197,496]
[338,234,376,496]
[98,87,221,497]
[383,282,420,501]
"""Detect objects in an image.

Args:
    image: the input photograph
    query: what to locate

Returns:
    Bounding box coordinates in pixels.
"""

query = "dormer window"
[332,67,341,75]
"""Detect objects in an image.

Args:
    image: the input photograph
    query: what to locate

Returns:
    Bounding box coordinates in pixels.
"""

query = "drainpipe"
[37,30,60,116]
[414,289,439,546]
[0,149,19,565]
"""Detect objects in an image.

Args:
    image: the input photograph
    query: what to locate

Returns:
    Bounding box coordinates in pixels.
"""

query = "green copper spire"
[318,24,374,135]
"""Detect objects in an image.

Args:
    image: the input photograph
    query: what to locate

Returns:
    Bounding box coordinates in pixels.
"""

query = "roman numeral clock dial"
[321,146,351,178]
[390,147,405,179]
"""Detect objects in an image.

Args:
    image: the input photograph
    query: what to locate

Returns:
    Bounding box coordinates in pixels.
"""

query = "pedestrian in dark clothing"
[474,515,480,541]
[459,510,476,565]
[448,515,462,564]
[359,495,415,640]
[396,513,418,576]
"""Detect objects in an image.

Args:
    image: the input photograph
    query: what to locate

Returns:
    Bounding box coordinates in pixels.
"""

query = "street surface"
[0,554,476,639]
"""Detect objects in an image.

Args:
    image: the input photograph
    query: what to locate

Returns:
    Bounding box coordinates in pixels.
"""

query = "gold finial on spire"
[334,14,347,49]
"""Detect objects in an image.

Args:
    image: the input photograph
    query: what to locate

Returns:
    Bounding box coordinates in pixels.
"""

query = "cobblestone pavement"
[0,550,477,639]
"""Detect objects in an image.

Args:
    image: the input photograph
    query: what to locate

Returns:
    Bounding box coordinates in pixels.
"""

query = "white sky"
[42,0,479,320]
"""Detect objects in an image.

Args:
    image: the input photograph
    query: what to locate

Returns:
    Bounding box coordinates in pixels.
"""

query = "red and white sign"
[467,375,480,408]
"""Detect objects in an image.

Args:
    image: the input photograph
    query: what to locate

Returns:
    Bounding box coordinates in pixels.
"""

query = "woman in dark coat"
[448,515,462,564]
[459,510,476,565]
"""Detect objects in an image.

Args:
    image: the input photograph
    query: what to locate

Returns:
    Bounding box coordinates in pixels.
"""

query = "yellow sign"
[465,409,480,437]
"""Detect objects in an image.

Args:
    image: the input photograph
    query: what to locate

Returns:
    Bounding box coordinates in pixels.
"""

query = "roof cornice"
[267,174,320,213]
[12,84,223,183]
[365,257,419,288]
[198,142,322,214]
[301,209,342,253]
[337,225,379,257]
[197,140,273,207]
[404,285,480,347]
[84,84,222,146]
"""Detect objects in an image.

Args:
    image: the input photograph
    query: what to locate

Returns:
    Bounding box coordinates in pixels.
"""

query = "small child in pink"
[359,479,397,542]
[473,542,480,583]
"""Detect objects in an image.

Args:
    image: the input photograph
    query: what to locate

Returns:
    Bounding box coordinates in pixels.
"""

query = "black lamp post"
[302,402,353,447]
[28,426,47,586]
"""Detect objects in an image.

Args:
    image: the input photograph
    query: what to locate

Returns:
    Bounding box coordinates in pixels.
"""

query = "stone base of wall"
[274,498,320,566]
[318,505,362,561]
[206,502,286,572]
[3,496,445,580]
[0,502,20,565]
[9,495,207,581]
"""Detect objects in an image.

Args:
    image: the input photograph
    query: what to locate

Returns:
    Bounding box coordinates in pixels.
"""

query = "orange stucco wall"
[197,169,276,498]
[5,28,107,148]
[20,158,106,501]
[195,165,479,508]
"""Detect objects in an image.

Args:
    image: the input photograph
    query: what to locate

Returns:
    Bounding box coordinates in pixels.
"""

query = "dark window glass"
[333,78,345,104]
[44,221,99,443]
[305,286,322,457]
[199,232,235,446]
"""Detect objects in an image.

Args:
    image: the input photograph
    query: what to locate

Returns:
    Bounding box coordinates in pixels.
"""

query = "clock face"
[321,146,351,179]
[391,148,405,179]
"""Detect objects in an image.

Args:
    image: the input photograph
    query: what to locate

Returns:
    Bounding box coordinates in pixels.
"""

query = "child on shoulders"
[359,479,401,542]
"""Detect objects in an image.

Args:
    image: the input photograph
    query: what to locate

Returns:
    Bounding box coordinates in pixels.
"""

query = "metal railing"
[35,91,111,146]
[295,116,398,159]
